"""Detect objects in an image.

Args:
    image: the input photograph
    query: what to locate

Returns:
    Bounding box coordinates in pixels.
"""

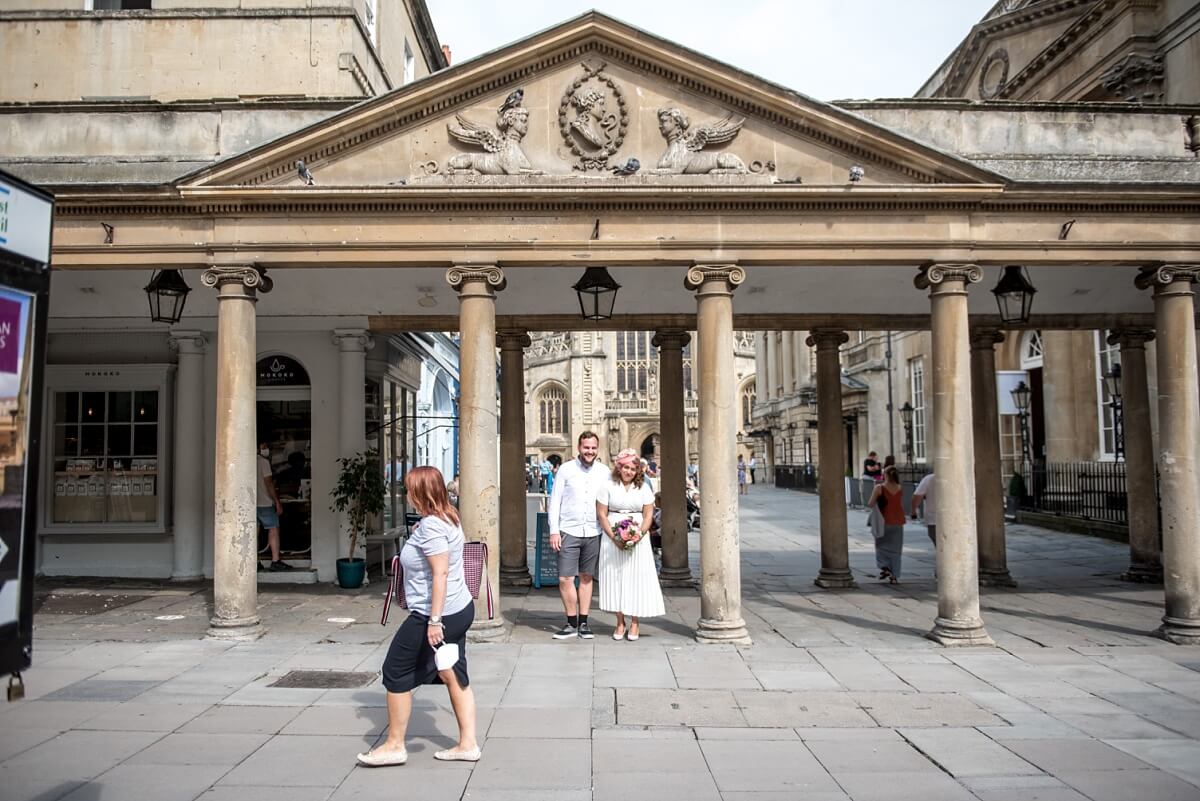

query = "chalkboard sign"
[532,512,558,588]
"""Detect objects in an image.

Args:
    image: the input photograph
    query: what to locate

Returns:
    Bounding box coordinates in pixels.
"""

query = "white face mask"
[259,448,270,457]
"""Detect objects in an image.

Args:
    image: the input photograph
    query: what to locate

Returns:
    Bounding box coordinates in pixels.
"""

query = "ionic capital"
[446,265,507,293]
[915,263,983,292]
[332,329,374,353]
[1106,328,1155,349]
[1134,264,1200,293]
[652,329,691,350]
[496,329,531,350]
[201,265,272,293]
[969,328,1005,351]
[168,331,208,354]
[685,264,745,293]
[805,328,849,349]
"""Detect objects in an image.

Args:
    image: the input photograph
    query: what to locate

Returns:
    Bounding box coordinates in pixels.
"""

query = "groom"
[547,431,607,640]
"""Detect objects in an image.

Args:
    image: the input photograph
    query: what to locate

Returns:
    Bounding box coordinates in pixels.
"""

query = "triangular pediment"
[178,12,1003,192]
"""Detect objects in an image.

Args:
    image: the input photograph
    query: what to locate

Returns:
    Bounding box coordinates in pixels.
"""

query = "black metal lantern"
[1011,380,1032,413]
[144,268,192,324]
[898,401,914,427]
[991,264,1037,325]
[572,266,620,321]
[1104,363,1123,401]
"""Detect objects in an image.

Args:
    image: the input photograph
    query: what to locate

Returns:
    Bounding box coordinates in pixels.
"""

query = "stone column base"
[468,616,507,641]
[695,616,752,645]
[1120,563,1163,583]
[499,567,532,588]
[206,616,265,641]
[658,566,695,588]
[1155,617,1200,645]
[979,568,1017,588]
[171,574,203,583]
[927,616,994,647]
[814,569,857,589]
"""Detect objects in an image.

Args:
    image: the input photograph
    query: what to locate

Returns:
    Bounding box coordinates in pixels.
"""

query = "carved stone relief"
[652,107,748,174]
[444,89,542,175]
[1101,52,1165,104]
[559,61,629,171]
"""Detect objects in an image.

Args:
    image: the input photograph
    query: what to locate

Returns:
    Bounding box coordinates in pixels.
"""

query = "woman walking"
[867,465,905,583]
[357,466,479,767]
[737,454,748,496]
[597,449,665,640]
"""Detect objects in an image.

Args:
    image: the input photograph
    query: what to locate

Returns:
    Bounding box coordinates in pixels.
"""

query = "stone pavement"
[4,487,1200,801]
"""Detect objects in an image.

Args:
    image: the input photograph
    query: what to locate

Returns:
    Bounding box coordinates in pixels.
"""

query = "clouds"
[427,0,993,100]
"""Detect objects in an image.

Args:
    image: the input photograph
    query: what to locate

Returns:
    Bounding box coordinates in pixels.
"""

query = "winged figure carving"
[444,92,541,175]
[653,107,748,174]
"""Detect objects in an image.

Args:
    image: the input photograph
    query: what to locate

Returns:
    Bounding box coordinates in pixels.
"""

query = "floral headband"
[615,448,639,468]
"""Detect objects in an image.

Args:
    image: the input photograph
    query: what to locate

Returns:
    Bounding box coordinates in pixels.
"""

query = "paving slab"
[830,769,977,801]
[487,707,591,739]
[852,691,1001,727]
[1104,738,1200,788]
[75,701,209,732]
[593,769,722,801]
[999,737,1155,774]
[1057,768,1200,801]
[126,731,272,765]
[594,736,709,773]
[179,704,306,734]
[806,737,937,774]
[733,690,876,728]
[57,762,231,801]
[699,739,844,794]
[329,766,470,801]
[900,727,1040,778]
[616,688,745,727]
[217,734,366,787]
[462,737,590,792]
[280,704,390,736]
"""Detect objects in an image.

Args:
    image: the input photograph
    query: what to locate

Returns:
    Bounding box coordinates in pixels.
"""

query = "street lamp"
[144,269,192,324]
[898,401,914,464]
[991,265,1037,325]
[1104,363,1125,460]
[1011,379,1033,479]
[572,266,620,320]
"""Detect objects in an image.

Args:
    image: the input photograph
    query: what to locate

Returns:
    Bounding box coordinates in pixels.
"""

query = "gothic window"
[539,386,567,435]
[616,332,652,393]
[910,358,927,462]
[741,381,756,428]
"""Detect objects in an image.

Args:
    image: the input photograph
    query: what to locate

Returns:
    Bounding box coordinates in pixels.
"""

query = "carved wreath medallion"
[559,61,629,171]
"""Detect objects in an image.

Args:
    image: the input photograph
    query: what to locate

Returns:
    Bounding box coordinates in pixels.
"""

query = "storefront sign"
[257,355,310,387]
[0,297,21,374]
[0,179,53,266]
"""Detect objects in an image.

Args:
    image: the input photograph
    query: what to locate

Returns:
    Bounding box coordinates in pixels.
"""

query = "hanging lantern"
[572,266,620,321]
[1104,363,1123,402]
[144,269,192,324]
[991,264,1037,325]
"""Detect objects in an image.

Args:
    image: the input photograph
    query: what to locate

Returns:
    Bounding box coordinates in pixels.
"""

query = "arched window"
[1020,330,1043,370]
[539,386,568,435]
[741,381,756,427]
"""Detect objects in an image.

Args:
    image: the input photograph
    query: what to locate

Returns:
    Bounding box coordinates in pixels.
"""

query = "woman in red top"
[868,465,905,583]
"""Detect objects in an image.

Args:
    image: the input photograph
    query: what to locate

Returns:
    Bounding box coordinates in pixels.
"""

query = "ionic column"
[1136,265,1200,644]
[202,265,272,639]
[170,331,207,581]
[448,266,505,635]
[1110,329,1162,583]
[970,328,1016,588]
[765,331,779,401]
[655,329,693,587]
[687,265,750,644]
[808,329,855,588]
[333,329,373,563]
[781,331,796,396]
[498,329,532,587]
[793,332,808,386]
[918,264,992,646]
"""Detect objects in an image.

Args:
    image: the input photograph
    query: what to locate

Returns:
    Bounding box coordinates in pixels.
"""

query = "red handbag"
[381,541,493,625]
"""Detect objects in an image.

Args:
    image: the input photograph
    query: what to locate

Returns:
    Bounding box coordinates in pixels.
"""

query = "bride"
[596,449,666,640]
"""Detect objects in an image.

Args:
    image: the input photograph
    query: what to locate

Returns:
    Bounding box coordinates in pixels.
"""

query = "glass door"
[256,390,312,559]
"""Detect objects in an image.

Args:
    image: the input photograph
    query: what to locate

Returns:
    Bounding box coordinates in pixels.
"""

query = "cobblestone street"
[4,487,1199,801]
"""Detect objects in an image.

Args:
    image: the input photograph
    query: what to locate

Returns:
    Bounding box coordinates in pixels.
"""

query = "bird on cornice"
[297,160,315,186]
[610,157,640,176]
[500,88,524,112]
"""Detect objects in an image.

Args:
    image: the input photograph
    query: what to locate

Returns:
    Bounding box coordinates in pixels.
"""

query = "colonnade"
[200,261,1200,647]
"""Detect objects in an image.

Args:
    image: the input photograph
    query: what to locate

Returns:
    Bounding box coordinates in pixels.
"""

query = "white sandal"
[356,749,407,767]
[434,746,481,762]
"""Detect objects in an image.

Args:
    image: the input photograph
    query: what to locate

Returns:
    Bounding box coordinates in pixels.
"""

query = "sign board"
[0,169,52,694]
[0,177,53,266]
[997,371,1030,416]
[532,512,558,588]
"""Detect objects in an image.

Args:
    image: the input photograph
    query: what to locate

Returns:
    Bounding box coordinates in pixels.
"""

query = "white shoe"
[434,746,481,762]
[356,749,407,767]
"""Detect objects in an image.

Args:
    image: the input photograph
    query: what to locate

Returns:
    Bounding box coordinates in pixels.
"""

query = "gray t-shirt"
[400,514,473,617]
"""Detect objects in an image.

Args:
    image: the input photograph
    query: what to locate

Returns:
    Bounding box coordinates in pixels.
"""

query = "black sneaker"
[257,561,265,572]
[269,560,295,572]
[577,622,595,640]
[552,624,577,640]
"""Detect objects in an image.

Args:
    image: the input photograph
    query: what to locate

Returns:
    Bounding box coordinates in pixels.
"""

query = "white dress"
[597,479,666,618]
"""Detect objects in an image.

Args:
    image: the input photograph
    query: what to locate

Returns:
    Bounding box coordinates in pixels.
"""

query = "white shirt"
[256,455,274,508]
[596,479,655,526]
[548,457,608,538]
[914,473,936,526]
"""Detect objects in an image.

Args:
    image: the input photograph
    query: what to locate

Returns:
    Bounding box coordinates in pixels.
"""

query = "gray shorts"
[557,533,600,578]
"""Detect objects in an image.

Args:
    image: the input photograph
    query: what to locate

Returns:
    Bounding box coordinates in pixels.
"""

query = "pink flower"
[613,518,640,550]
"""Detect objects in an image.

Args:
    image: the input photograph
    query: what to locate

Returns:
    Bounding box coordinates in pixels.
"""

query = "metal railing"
[774,464,818,491]
[1005,460,1129,526]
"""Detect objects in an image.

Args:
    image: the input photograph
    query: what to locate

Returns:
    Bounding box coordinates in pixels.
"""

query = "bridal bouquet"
[613,518,641,550]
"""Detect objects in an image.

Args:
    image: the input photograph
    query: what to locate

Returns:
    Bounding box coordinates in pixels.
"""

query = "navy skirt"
[381,602,473,693]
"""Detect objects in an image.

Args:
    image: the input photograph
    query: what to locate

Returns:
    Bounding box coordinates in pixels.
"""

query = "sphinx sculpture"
[445,90,541,175]
[652,107,748,174]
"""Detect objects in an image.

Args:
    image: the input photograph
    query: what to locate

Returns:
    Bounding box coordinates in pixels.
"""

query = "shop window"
[50,389,160,524]
[909,358,926,462]
[1095,330,1119,460]
[741,381,756,428]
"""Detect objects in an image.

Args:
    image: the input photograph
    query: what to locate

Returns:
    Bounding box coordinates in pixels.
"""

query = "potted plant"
[330,448,386,589]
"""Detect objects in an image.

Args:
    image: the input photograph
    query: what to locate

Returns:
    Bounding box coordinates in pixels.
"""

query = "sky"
[426,0,997,101]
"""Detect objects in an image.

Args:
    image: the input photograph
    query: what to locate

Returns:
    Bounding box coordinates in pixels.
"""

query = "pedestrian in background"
[868,465,905,583]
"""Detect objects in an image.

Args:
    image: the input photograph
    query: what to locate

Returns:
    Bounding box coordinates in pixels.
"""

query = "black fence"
[774,464,819,492]
[1006,460,1129,527]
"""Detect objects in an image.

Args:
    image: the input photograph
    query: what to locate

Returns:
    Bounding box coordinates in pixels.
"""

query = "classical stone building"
[522,330,756,468]
[5,6,1200,649]
[752,0,1200,485]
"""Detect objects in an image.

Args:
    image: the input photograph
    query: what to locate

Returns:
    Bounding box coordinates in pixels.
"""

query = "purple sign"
[0,297,20,374]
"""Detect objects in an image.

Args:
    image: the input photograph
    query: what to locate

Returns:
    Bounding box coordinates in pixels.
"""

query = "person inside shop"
[257,440,293,572]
